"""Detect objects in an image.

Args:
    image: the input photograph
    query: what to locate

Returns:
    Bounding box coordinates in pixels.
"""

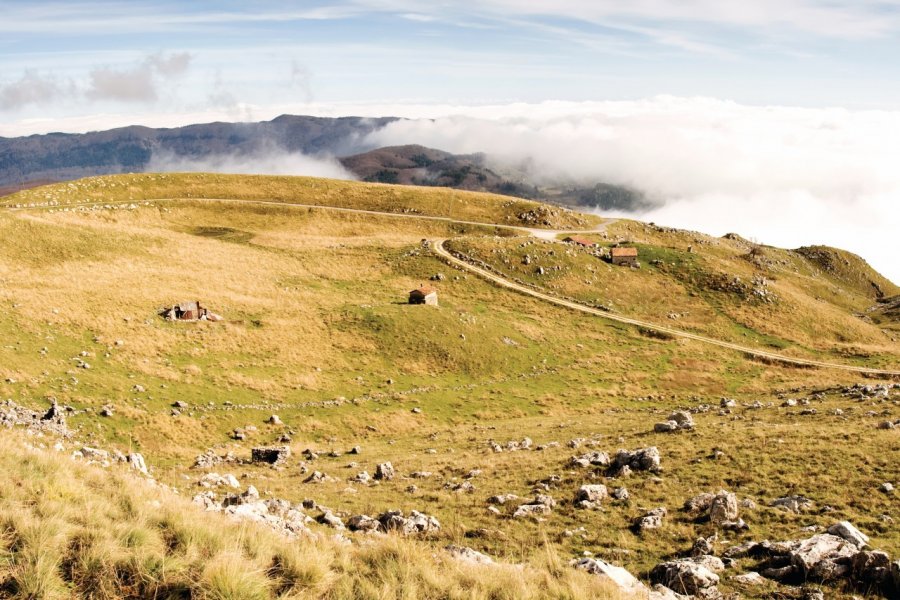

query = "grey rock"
[732,571,767,586]
[374,462,395,481]
[377,510,441,535]
[650,558,720,596]
[572,558,647,595]
[709,490,739,526]
[633,507,667,532]
[446,545,493,565]
[574,484,608,509]
[347,514,380,533]
[772,495,814,513]
[826,521,869,548]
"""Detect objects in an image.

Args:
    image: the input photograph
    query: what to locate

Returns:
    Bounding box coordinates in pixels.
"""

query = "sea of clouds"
[363,97,900,283]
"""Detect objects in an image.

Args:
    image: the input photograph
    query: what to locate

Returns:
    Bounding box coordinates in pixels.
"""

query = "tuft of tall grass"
[0,433,625,600]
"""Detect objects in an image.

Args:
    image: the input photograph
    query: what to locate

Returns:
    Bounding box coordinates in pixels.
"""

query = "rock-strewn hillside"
[0,176,897,600]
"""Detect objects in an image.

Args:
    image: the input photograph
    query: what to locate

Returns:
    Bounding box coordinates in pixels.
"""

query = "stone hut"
[610,247,639,266]
[161,300,223,321]
[409,287,438,306]
[563,236,596,247]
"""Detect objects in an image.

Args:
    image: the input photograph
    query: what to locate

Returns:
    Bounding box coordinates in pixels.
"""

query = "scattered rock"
[826,521,869,548]
[655,411,694,433]
[709,490,739,527]
[633,507,667,532]
[199,472,240,488]
[487,493,519,505]
[772,495,814,514]
[127,453,148,476]
[572,558,647,595]
[650,558,720,597]
[609,447,661,476]
[374,462,395,481]
[611,487,630,501]
[732,571,767,586]
[570,451,610,468]
[303,471,334,484]
[377,510,441,535]
[351,471,371,484]
[446,545,493,565]
[574,484,608,509]
[347,514,380,533]
[316,511,345,530]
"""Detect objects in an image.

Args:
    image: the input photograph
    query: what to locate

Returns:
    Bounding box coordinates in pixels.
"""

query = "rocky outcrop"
[608,446,661,477]
[193,489,313,538]
[654,411,694,433]
[650,557,721,597]
[376,510,441,535]
[572,558,647,596]
[446,545,493,565]
[731,523,898,595]
[1,399,72,437]
[633,507,667,532]
[374,462,395,481]
[573,484,608,509]
[685,490,746,529]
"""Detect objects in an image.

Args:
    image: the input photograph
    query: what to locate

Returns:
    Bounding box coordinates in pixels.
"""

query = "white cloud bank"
[146,149,355,181]
[364,97,900,284]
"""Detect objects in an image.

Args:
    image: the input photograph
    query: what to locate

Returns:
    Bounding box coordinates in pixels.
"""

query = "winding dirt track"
[10,196,899,375]
[433,240,900,377]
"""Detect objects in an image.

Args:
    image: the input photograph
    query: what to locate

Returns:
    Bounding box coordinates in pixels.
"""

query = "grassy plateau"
[0,173,897,599]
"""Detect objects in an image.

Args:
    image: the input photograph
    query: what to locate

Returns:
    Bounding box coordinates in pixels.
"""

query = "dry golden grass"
[0,433,625,600]
[0,178,897,600]
[2,173,599,230]
[448,225,900,364]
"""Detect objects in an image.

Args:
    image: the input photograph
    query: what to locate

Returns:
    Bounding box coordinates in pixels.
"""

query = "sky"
[1,1,899,281]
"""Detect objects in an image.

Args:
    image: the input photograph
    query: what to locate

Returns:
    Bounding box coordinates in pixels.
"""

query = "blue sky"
[4,0,900,131]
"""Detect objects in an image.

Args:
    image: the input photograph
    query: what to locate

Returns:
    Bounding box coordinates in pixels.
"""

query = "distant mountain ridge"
[0,115,396,186]
[338,144,650,211]
[0,116,647,211]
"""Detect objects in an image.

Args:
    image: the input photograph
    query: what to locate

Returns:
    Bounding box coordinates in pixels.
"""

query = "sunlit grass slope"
[0,176,897,600]
[1,173,598,230]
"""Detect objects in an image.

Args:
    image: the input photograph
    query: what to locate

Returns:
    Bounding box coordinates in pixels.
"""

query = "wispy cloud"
[87,52,192,103]
[361,0,900,40]
[0,2,361,34]
[0,71,71,110]
[147,145,356,180]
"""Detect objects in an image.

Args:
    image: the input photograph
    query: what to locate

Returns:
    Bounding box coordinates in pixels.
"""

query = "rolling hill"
[0,174,898,600]
[0,118,649,213]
